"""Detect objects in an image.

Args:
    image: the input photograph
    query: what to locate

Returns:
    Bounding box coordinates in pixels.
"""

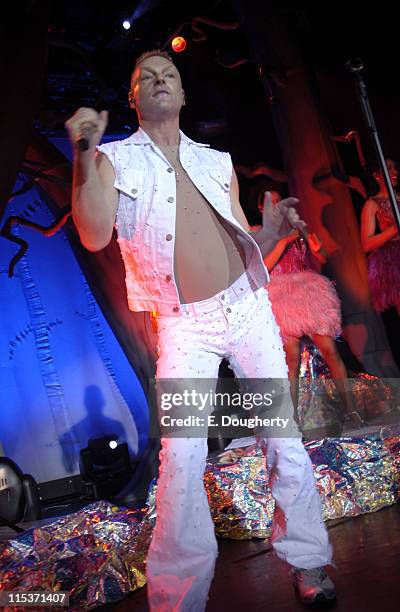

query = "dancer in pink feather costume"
[261,190,359,432]
[361,159,400,314]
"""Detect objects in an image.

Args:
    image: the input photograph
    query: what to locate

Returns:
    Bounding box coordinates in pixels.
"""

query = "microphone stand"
[346,58,400,233]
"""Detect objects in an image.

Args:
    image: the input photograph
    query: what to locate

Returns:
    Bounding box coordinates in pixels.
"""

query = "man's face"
[130,56,185,121]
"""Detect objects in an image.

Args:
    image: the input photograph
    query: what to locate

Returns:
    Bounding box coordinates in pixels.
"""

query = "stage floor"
[98,503,400,612]
[1,428,399,610]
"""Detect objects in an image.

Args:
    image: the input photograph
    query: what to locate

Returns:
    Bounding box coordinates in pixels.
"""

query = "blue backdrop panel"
[0,174,149,483]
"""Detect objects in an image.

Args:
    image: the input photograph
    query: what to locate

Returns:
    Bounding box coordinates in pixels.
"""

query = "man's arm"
[229,169,306,257]
[66,108,118,251]
[230,168,251,231]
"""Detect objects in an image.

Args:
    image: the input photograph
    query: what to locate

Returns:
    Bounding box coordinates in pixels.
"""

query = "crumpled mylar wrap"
[204,432,400,539]
[0,500,153,610]
[1,433,399,608]
[298,343,398,430]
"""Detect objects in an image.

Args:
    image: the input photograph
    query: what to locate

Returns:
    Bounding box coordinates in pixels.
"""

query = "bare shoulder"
[362,197,378,215]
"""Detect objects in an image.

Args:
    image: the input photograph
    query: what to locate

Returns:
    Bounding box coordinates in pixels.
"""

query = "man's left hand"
[262,191,307,239]
[251,191,307,256]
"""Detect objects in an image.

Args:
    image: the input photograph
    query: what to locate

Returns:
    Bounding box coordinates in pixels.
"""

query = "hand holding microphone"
[75,121,96,151]
[65,108,109,153]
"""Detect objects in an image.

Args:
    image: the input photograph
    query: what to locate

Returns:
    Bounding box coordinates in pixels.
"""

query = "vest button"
[165,234,173,241]
[131,188,138,194]
[224,183,229,189]
[167,167,174,173]
[167,196,174,203]
[226,307,232,313]
[173,306,179,313]
[165,274,172,282]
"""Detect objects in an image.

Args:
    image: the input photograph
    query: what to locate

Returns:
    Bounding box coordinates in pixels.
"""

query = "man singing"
[66,50,336,610]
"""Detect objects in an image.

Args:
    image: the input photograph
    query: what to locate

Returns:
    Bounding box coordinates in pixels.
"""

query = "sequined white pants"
[146,277,332,612]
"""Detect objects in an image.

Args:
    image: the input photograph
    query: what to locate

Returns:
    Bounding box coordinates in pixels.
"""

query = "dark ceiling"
[7,1,400,210]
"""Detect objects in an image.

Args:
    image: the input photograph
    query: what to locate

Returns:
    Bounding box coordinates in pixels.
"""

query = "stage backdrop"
[0,137,149,484]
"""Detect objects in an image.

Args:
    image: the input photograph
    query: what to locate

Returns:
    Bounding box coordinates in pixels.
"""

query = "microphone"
[75,122,96,152]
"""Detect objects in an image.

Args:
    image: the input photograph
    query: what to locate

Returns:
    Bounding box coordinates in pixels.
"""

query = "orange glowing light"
[171,36,187,53]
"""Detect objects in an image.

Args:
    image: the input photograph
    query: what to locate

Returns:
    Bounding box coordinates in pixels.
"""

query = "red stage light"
[171,36,187,53]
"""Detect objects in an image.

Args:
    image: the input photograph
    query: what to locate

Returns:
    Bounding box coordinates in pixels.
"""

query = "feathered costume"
[267,239,342,343]
[367,196,400,312]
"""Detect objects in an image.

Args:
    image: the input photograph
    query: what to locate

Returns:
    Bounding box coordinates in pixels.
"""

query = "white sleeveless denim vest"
[98,128,269,316]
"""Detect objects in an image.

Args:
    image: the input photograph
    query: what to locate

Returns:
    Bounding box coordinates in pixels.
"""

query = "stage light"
[122,20,131,30]
[171,36,187,53]
[80,435,135,501]
[0,457,41,530]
